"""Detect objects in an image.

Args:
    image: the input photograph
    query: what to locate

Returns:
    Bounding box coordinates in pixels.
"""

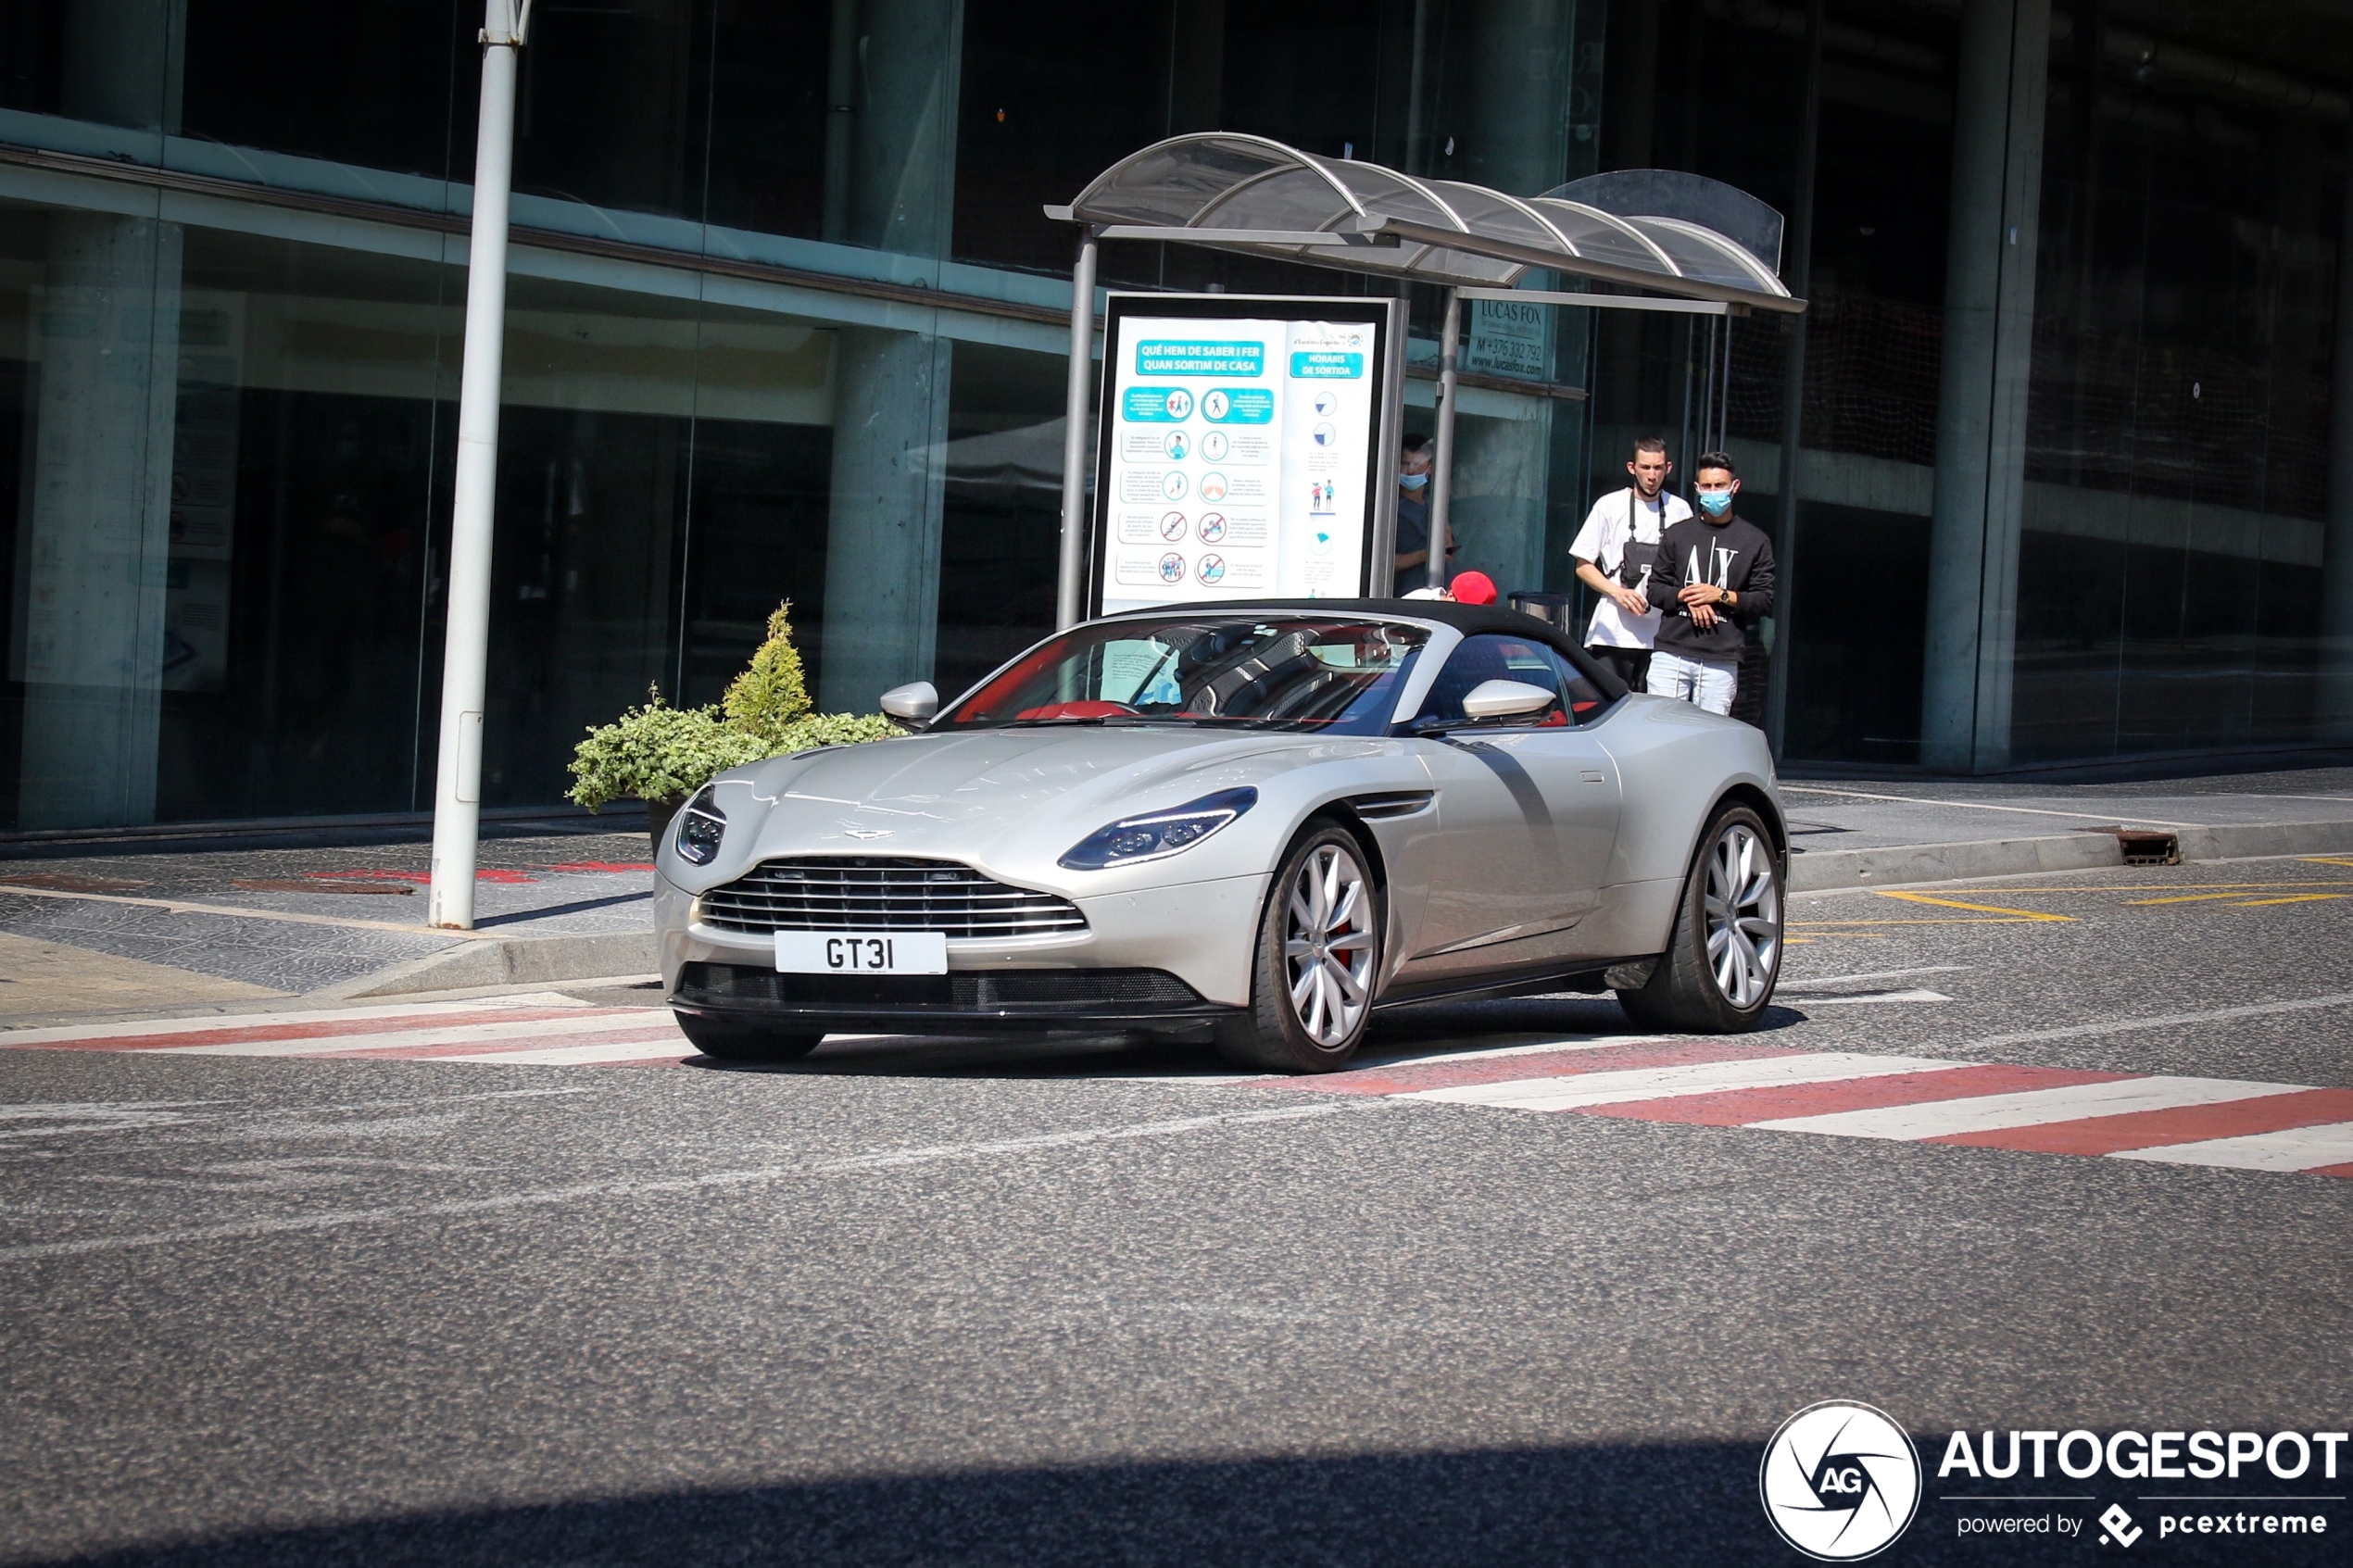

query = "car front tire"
[1617,801,1783,1034]
[1215,823,1383,1073]
[674,1010,825,1062]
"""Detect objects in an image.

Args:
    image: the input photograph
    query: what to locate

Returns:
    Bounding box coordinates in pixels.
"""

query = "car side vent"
[1348,790,1436,821]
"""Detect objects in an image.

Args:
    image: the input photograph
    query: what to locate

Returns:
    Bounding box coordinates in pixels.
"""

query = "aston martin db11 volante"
[654,600,1786,1073]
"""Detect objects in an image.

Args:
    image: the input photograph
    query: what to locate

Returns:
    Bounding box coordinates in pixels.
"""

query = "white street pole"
[428,0,531,930]
[1428,287,1462,591]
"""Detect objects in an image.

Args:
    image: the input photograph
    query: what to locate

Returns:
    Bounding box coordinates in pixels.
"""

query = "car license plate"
[774,931,948,975]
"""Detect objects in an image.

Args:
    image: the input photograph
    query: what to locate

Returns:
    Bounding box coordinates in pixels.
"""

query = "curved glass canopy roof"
[1061,133,1802,313]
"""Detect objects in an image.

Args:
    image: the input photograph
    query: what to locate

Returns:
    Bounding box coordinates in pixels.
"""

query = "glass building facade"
[0,0,2345,833]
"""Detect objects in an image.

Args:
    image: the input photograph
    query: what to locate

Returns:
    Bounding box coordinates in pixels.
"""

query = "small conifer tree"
[722,599,813,746]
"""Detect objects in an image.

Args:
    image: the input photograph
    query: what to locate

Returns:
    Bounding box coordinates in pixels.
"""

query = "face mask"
[1400,472,1428,491]
[1698,490,1732,519]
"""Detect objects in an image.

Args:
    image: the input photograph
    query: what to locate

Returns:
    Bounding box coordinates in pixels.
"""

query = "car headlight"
[674,785,725,865]
[1059,787,1256,871]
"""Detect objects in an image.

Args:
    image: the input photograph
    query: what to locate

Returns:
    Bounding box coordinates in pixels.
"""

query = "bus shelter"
[1045,133,1805,621]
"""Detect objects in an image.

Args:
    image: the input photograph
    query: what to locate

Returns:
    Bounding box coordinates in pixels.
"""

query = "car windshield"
[937,616,1429,734]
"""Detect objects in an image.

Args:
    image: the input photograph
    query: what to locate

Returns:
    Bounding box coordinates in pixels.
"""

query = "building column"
[820,329,951,711]
[1449,0,1583,598]
[840,0,963,259]
[2321,119,2353,742]
[1920,0,2048,772]
[817,0,962,712]
[18,0,185,827]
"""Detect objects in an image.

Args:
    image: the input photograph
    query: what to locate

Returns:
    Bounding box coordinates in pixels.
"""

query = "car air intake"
[698,856,1088,937]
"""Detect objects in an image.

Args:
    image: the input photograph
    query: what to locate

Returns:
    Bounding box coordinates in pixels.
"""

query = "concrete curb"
[2174,820,2353,862]
[310,932,661,1000]
[1789,818,2353,894]
[1789,832,2122,892]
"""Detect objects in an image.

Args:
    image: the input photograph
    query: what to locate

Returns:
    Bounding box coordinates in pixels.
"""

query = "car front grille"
[697,856,1088,938]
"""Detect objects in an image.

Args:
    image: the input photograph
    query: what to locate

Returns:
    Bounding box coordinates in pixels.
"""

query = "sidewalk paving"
[1,766,2348,1031]
[1780,764,2353,890]
[0,822,660,1028]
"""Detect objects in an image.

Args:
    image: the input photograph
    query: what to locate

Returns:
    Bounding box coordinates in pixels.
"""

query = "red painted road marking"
[1290,1038,1797,1097]
[2311,1162,2353,1179]
[1574,1064,2122,1128]
[1930,1087,2353,1155]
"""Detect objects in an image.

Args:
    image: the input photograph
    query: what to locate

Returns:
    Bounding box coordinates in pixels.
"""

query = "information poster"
[1090,295,1398,617]
[1464,295,1551,381]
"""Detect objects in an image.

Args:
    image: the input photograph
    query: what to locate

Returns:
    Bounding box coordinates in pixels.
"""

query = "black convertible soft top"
[1100,596,1629,702]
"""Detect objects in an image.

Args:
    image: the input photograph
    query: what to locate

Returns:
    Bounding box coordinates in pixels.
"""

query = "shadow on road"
[40,1439,2265,1567]
[683,994,1810,1082]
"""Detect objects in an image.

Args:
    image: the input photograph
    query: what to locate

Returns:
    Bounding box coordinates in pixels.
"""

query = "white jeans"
[1647,649,1738,714]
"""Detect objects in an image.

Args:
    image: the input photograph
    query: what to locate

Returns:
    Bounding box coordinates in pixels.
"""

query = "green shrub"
[567,602,903,813]
[565,688,770,813]
[771,710,902,751]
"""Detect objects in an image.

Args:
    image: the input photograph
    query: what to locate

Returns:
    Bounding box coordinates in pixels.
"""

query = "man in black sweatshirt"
[1642,450,1776,716]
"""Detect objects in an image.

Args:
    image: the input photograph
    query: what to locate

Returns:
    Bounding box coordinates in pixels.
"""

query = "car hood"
[718,726,1319,864]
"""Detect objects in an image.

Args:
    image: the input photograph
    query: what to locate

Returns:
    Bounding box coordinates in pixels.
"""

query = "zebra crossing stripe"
[423,1036,698,1067]
[0,1000,597,1051]
[1284,1037,2351,1178]
[1302,1037,1785,1097]
[1574,1063,2121,1128]
[1403,1052,1968,1113]
[1748,1076,2302,1141]
[144,1012,676,1058]
[1928,1087,2353,1156]
[2109,1122,2353,1172]
[0,999,680,1067]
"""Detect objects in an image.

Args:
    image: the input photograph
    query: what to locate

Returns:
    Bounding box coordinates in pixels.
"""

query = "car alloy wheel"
[1703,819,1780,1008]
[1282,840,1376,1047]
[1617,801,1781,1034]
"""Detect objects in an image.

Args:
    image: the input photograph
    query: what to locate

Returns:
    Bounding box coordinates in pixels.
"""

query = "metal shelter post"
[1428,286,1462,591]
[427,0,531,931]
[1054,231,1098,629]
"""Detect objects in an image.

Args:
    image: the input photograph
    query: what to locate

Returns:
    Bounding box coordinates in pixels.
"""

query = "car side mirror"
[1459,678,1559,721]
[880,681,937,724]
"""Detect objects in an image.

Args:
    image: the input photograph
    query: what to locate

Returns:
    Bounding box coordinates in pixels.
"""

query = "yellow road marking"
[2230,894,2349,909]
[1870,891,2075,922]
[2126,891,2277,906]
[1791,918,2048,927]
[2302,857,2353,870]
[1931,882,2353,895]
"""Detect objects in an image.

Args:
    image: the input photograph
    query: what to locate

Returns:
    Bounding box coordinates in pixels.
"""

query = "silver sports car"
[654,600,1785,1073]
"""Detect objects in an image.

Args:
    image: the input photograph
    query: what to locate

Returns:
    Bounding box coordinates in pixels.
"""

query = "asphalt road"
[5,856,2350,1566]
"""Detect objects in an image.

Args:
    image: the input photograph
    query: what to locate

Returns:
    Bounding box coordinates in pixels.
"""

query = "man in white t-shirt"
[1567,435,1690,692]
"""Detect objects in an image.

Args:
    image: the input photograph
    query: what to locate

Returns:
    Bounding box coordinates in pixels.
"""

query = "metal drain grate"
[2108,829,2180,866]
